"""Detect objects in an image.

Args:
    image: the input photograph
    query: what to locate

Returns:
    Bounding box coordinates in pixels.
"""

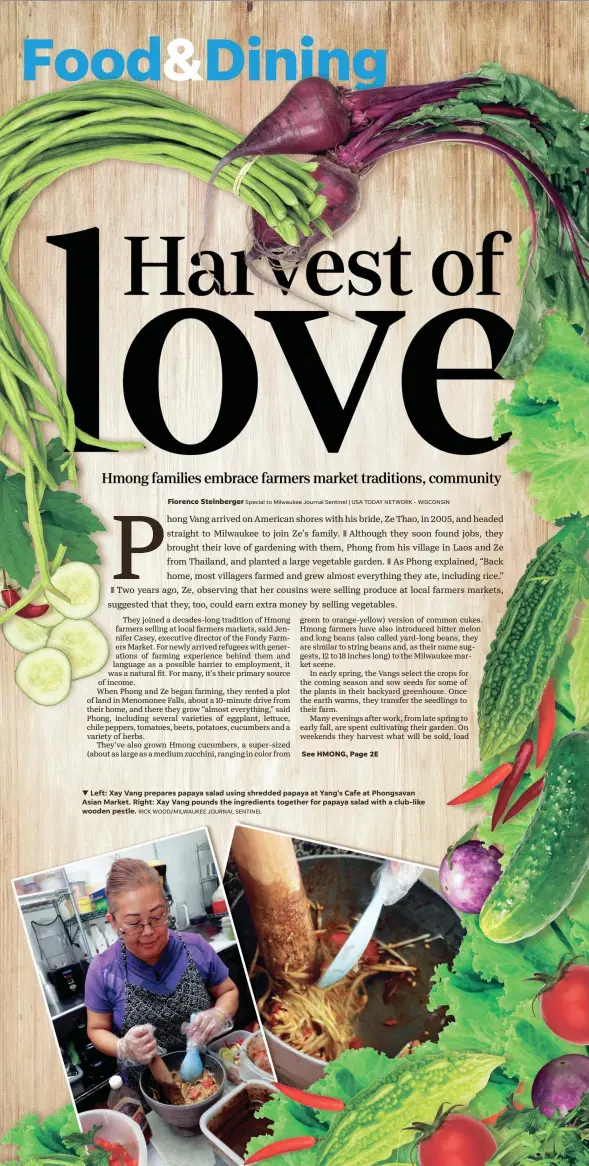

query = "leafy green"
[243,1049,501,1166]
[387,62,589,378]
[493,316,589,521]
[0,442,104,587]
[430,916,581,1109]
[1,1105,108,1166]
[570,605,589,728]
[45,439,72,487]
[0,463,35,587]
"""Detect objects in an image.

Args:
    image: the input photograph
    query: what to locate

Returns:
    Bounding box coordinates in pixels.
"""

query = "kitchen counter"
[181,918,236,956]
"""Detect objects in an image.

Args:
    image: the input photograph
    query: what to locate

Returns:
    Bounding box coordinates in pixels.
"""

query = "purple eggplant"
[532,1054,589,1118]
[439,841,502,914]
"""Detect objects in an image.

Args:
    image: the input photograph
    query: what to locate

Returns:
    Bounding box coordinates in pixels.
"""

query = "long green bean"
[0,80,327,618]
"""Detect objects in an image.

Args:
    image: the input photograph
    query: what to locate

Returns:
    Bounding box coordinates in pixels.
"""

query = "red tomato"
[418,1115,496,1166]
[540,964,589,1044]
[328,931,379,964]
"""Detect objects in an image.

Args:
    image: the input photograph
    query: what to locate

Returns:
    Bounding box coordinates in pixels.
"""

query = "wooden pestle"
[149,1054,184,1105]
[231,827,318,983]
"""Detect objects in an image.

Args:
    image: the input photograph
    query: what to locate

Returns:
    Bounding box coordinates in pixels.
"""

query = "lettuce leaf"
[494,315,589,521]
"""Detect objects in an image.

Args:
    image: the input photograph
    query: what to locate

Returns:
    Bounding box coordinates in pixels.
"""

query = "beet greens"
[238,62,589,379]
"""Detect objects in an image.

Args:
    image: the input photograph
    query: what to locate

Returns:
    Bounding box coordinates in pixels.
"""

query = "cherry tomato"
[540,964,589,1044]
[418,1114,496,1166]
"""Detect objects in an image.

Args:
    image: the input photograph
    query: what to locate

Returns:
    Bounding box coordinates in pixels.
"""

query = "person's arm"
[210,976,239,1023]
[87,1009,119,1058]
[86,1009,158,1063]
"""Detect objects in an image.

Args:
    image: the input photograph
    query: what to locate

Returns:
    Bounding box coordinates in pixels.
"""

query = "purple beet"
[439,841,502,914]
[532,1054,589,1118]
[210,77,351,187]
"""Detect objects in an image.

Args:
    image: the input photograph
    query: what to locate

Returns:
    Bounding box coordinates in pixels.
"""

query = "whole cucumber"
[480,732,589,943]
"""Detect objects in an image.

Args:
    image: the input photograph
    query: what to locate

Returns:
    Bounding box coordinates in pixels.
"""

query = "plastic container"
[77,896,92,914]
[79,1108,148,1166]
[263,1027,325,1088]
[211,883,227,915]
[200,1081,276,1166]
[209,1030,250,1085]
[90,889,108,911]
[239,1034,275,1084]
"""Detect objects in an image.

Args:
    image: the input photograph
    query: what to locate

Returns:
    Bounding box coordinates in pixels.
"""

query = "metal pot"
[232,854,463,1087]
[139,1050,226,1136]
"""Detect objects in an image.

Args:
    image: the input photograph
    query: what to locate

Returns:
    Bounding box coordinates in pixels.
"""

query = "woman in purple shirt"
[85,858,238,1086]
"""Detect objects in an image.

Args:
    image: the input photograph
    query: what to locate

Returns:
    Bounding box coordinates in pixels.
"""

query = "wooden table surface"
[1,0,587,1131]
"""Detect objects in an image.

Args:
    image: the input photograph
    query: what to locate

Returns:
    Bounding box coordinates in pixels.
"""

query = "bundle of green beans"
[0,80,327,620]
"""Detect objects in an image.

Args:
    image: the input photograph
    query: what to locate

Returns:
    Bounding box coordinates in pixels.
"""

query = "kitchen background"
[13,828,256,1111]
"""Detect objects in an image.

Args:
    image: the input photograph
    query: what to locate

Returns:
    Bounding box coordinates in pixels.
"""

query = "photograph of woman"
[84,858,239,1087]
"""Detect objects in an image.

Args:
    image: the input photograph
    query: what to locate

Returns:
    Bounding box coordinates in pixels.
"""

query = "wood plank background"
[1,0,587,1130]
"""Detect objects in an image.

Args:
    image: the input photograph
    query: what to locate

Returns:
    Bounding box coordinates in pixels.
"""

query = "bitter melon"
[478,520,588,761]
[316,1051,502,1166]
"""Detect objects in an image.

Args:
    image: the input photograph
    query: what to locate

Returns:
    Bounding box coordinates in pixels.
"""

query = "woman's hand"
[117,1023,159,1064]
[184,1006,231,1047]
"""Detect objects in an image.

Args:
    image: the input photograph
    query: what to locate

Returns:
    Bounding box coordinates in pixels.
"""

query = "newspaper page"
[1,3,589,1165]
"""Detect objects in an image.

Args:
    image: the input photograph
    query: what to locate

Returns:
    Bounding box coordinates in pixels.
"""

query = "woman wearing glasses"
[84,858,238,1084]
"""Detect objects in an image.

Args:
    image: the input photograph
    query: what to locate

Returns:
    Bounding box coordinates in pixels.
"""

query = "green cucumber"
[480,732,589,943]
[49,562,100,620]
[3,617,48,653]
[16,647,72,706]
[48,619,109,679]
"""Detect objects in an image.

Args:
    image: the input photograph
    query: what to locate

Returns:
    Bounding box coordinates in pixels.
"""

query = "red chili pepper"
[274,1083,345,1111]
[245,1136,317,1163]
[447,762,513,806]
[502,777,544,824]
[1,587,49,618]
[491,738,534,830]
[536,678,556,768]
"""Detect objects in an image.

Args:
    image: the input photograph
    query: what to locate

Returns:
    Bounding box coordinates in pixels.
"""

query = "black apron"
[119,934,213,1088]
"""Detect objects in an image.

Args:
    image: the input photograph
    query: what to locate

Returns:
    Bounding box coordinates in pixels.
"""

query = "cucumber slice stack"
[2,561,109,705]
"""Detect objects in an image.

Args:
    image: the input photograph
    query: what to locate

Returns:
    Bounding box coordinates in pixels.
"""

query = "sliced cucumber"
[48,619,109,680]
[34,594,65,629]
[49,562,100,619]
[16,647,72,706]
[3,617,49,653]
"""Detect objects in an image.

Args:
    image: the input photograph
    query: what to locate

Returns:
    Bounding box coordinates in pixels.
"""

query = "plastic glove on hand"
[117,1023,158,1065]
[180,1006,233,1080]
[184,1005,232,1047]
[373,859,425,905]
